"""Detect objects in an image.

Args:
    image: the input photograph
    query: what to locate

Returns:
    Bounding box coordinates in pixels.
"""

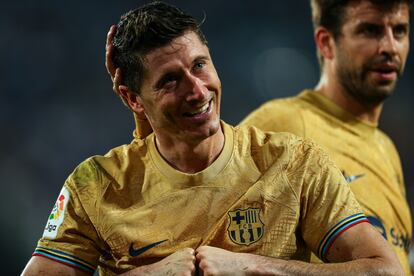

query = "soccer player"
[23,2,403,275]
[242,0,413,274]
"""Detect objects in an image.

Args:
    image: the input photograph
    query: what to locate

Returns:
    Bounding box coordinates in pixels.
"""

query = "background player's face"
[333,2,410,105]
[137,31,222,142]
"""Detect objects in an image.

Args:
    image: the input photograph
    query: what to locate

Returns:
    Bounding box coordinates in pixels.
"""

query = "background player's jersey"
[242,90,412,274]
[34,122,364,275]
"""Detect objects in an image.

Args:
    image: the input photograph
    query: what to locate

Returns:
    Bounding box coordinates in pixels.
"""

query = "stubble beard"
[336,50,400,107]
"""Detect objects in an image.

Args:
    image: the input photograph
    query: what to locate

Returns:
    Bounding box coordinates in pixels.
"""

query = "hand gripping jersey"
[242,90,412,274]
[34,122,365,275]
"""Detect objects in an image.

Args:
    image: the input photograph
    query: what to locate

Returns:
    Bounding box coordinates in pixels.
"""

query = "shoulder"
[93,138,148,174]
[66,138,149,194]
[234,124,319,173]
[376,129,400,156]
[240,95,306,136]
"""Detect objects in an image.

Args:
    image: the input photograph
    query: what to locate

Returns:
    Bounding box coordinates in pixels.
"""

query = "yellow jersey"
[34,121,365,275]
[241,90,412,274]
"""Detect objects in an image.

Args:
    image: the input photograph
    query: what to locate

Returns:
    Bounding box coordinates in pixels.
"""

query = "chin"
[361,86,394,104]
[187,119,221,140]
[207,120,221,137]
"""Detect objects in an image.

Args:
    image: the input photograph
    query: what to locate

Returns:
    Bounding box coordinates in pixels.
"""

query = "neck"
[316,72,383,125]
[154,126,225,174]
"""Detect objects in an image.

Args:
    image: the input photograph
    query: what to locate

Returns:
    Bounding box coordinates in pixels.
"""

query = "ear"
[118,85,147,120]
[314,27,335,60]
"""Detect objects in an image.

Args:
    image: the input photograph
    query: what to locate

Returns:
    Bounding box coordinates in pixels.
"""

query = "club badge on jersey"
[42,186,70,239]
[227,208,264,245]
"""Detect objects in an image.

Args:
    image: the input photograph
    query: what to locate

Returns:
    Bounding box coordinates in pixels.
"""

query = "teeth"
[189,102,209,115]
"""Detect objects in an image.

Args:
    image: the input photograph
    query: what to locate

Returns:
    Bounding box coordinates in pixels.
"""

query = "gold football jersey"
[242,90,412,274]
[34,122,365,275]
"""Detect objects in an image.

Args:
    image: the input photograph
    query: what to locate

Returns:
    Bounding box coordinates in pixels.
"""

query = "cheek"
[399,43,410,61]
[204,66,221,85]
[346,50,372,72]
[157,96,183,114]
[210,75,222,92]
[347,39,376,58]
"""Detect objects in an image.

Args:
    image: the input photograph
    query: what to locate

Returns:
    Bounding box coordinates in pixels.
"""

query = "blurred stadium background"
[1,1,413,274]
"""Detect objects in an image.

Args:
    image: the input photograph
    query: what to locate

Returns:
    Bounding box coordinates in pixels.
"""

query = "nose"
[379,27,398,56]
[184,72,207,102]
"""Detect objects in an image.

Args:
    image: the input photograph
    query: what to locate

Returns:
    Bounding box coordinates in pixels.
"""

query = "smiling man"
[22,2,404,275]
[242,0,413,273]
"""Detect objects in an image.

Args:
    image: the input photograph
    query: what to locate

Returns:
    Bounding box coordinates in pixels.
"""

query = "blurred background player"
[242,0,413,274]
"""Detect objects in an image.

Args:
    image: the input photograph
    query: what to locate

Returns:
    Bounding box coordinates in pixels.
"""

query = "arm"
[196,222,404,275]
[23,248,196,276]
[22,256,90,276]
[105,25,153,139]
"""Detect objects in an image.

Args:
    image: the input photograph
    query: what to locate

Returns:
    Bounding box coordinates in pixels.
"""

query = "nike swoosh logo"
[344,174,364,184]
[129,239,168,257]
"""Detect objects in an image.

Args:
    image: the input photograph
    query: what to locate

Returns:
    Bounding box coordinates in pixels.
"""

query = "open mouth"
[374,68,396,74]
[370,66,398,82]
[183,99,212,117]
[371,62,398,75]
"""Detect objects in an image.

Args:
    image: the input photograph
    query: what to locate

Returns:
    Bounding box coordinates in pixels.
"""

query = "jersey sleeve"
[287,138,368,262]
[33,160,103,274]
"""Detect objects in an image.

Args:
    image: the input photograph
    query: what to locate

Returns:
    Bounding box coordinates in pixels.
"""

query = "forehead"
[143,31,210,77]
[344,1,410,25]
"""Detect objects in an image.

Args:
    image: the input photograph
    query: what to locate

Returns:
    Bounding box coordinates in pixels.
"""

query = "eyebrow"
[355,22,381,30]
[394,22,410,29]
[193,55,209,63]
[355,21,409,31]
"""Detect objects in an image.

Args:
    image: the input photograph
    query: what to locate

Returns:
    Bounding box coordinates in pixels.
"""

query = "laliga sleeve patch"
[42,187,70,239]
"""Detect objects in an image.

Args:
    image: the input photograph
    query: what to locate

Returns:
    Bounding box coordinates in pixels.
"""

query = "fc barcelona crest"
[227,208,264,245]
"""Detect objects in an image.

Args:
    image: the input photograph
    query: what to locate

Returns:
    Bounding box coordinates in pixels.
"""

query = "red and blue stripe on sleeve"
[33,246,96,274]
[317,212,369,262]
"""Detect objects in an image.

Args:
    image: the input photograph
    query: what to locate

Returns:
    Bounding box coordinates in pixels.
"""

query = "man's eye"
[163,77,177,88]
[164,76,176,84]
[362,25,381,36]
[194,62,205,70]
[393,25,408,38]
[156,75,178,90]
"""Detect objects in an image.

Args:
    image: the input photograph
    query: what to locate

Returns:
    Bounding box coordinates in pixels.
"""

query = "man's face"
[334,1,410,105]
[137,31,222,142]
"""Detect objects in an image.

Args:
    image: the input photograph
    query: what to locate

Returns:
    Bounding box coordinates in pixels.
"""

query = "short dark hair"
[113,1,207,94]
[311,0,413,66]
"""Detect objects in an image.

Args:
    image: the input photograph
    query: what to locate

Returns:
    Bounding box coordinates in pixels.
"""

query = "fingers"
[168,248,196,276]
[179,247,196,258]
[105,25,115,51]
[195,246,241,276]
[183,247,197,266]
[106,25,124,97]
[195,246,212,275]
[165,248,196,265]
[195,245,205,257]
[143,248,196,276]
[195,245,212,257]
[105,25,117,79]
[183,248,197,276]
[113,68,122,95]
